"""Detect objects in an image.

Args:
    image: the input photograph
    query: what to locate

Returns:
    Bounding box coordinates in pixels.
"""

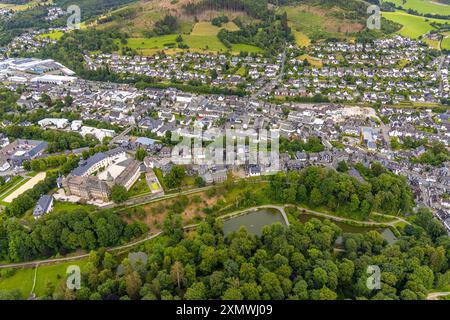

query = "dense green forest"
[2,206,447,300]
[0,208,148,262]
[268,164,414,220]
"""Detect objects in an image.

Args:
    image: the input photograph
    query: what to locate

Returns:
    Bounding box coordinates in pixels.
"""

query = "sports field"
[381,0,450,15]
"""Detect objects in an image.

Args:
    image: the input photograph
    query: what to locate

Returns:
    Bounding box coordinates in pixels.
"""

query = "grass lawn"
[128,174,151,198]
[0,260,87,299]
[381,0,450,15]
[382,11,448,38]
[52,201,96,213]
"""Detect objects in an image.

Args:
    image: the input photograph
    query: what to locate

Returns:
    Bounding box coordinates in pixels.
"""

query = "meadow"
[37,30,65,41]
[382,10,449,38]
[115,21,262,55]
[442,32,450,50]
[0,260,88,299]
[381,0,450,15]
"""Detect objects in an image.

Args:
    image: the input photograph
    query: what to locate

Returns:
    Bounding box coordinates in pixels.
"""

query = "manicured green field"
[381,0,450,15]
[382,11,448,38]
[0,260,87,299]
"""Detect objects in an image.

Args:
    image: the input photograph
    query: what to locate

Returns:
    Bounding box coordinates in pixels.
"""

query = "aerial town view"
[0,0,448,309]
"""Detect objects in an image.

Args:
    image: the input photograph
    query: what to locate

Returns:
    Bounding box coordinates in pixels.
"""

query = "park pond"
[222,207,397,244]
[222,207,288,237]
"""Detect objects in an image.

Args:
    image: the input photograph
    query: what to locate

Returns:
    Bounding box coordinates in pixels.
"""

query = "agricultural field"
[381,0,450,15]
[0,260,88,299]
[382,10,449,38]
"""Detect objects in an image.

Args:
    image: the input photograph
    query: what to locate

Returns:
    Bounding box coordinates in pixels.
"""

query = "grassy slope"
[382,10,449,38]
[115,21,262,55]
[381,0,450,15]
[442,32,450,50]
